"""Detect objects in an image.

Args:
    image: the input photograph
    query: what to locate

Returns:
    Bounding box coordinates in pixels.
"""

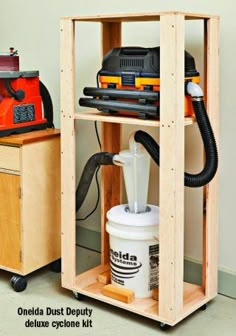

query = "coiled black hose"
[76,152,115,212]
[76,95,218,215]
[134,98,218,187]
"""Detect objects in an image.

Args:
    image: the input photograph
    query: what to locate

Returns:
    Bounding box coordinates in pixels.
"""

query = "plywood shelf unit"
[60,11,219,327]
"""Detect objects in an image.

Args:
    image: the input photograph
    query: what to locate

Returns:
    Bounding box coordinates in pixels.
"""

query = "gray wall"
[0,0,235,274]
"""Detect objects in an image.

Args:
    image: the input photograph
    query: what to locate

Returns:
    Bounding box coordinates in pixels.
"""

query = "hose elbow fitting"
[186,81,204,98]
[129,132,144,154]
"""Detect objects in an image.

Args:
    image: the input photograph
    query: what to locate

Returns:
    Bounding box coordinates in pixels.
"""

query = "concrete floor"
[0,268,235,336]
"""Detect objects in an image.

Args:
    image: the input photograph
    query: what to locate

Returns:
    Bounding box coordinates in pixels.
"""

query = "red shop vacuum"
[0,47,54,136]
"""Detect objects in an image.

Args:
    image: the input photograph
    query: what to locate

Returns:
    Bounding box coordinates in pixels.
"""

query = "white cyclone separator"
[106,204,160,298]
[113,132,150,214]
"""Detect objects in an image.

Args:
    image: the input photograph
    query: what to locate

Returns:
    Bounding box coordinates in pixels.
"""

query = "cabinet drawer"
[0,146,20,171]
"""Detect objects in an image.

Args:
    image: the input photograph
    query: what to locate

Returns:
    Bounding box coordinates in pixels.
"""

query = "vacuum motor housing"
[98,47,200,117]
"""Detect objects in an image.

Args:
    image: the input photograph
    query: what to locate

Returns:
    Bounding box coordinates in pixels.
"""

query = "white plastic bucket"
[106,204,159,298]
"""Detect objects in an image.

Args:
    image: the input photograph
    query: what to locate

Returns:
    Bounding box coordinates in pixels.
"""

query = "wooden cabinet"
[0,129,61,290]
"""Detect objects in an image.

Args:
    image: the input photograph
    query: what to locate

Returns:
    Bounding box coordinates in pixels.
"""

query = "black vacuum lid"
[99,47,199,78]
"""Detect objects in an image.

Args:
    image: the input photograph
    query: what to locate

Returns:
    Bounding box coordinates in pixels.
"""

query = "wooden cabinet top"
[0,129,60,146]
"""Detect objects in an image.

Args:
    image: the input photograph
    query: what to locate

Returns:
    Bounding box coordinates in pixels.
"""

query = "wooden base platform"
[70,264,213,326]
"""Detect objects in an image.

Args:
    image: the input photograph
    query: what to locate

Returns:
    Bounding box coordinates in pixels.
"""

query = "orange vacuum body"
[99,74,200,118]
[0,49,48,136]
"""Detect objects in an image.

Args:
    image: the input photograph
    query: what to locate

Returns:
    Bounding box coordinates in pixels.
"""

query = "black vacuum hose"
[76,84,218,216]
[76,152,115,212]
[134,98,218,187]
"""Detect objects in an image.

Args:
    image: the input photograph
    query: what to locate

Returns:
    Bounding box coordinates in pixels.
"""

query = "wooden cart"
[0,129,61,291]
[60,12,219,328]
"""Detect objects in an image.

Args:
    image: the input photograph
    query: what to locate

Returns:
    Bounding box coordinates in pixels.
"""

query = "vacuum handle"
[83,87,160,101]
[121,47,149,56]
[79,98,159,116]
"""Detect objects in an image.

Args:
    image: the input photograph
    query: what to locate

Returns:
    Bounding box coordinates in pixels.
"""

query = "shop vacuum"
[77,47,218,298]
[0,48,54,136]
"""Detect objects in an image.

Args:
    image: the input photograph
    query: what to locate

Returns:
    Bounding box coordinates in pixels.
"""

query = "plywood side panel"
[101,22,121,265]
[159,14,185,323]
[0,173,21,271]
[21,138,61,274]
[60,18,76,288]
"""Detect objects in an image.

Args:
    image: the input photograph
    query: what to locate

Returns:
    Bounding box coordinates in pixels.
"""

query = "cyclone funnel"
[113,135,150,213]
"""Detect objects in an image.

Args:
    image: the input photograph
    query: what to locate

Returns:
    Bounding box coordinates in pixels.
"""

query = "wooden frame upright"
[60,12,219,326]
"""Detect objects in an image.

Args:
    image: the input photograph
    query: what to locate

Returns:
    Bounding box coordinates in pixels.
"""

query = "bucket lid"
[107,204,159,227]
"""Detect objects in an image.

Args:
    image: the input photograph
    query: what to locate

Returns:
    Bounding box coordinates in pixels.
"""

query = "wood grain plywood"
[0,146,20,171]
[21,137,61,273]
[75,111,194,127]
[74,264,207,326]
[159,13,185,322]
[0,129,60,146]
[62,12,218,22]
[0,173,21,271]
[203,17,219,299]
[60,18,76,289]
[101,22,121,265]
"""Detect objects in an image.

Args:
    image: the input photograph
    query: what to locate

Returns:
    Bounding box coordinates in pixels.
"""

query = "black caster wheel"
[199,303,208,311]
[73,292,85,301]
[10,275,27,292]
[50,259,61,273]
[159,322,171,331]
